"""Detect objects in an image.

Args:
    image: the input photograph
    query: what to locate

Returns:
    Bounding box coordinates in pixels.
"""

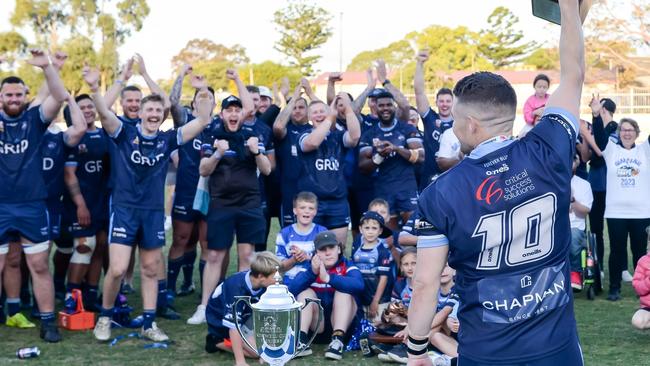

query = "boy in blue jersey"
[276,191,327,286]
[0,50,86,342]
[273,85,313,227]
[352,211,393,324]
[204,252,281,365]
[298,95,360,247]
[359,90,424,229]
[414,50,455,191]
[82,66,212,342]
[289,231,364,360]
[62,94,111,312]
[407,2,591,365]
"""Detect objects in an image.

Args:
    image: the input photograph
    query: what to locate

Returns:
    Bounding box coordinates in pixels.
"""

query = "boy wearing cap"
[289,231,364,360]
[352,211,394,324]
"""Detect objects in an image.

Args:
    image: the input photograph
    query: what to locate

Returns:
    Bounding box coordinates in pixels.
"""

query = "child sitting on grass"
[632,226,650,330]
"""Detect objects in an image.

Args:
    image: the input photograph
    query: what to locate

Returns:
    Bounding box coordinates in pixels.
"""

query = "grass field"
[1,221,650,365]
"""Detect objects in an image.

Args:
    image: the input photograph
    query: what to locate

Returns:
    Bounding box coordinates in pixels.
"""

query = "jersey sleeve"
[358,129,374,154]
[416,187,449,249]
[201,133,216,158]
[526,111,577,169]
[275,231,290,260]
[403,123,423,145]
[376,247,392,277]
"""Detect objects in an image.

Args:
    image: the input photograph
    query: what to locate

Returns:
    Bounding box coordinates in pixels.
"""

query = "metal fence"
[591,89,650,114]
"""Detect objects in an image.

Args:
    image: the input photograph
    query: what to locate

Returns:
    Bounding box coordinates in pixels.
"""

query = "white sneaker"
[141,322,169,342]
[93,316,112,341]
[164,216,172,231]
[622,270,633,282]
[428,350,452,366]
[187,304,206,325]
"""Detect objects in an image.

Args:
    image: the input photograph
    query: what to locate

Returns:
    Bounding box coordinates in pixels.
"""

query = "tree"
[523,47,559,70]
[346,40,413,72]
[8,0,150,92]
[239,61,302,89]
[0,31,29,67]
[273,0,332,76]
[478,7,536,68]
[170,39,248,72]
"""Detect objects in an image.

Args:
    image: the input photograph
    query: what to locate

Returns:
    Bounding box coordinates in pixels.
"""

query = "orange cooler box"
[58,289,95,330]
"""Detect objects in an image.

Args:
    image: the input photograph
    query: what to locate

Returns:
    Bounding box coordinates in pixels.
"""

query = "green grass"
[1,222,650,365]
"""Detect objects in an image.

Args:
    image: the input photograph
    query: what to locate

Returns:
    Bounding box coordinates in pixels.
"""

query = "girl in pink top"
[632,226,650,330]
[523,74,550,126]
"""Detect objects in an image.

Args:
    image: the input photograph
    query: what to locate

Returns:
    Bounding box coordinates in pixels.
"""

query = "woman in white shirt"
[593,117,650,301]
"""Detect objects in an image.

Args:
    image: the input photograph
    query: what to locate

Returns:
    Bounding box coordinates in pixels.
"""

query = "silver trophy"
[233,270,324,366]
[532,0,588,25]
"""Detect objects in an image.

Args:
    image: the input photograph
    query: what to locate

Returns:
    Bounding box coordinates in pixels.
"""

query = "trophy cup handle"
[232,296,259,357]
[296,298,324,354]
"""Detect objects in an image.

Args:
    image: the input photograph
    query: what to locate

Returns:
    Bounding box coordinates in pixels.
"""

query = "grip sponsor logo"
[0,139,28,154]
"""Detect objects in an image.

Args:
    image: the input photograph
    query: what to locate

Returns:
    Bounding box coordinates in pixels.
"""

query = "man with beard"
[84,66,212,342]
[358,90,424,229]
[0,50,86,342]
[297,95,360,247]
[414,49,454,191]
[273,84,314,227]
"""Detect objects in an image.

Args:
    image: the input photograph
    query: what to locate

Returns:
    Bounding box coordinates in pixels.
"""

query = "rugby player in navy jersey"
[62,94,111,312]
[359,90,424,229]
[414,49,455,192]
[0,50,86,342]
[273,84,313,227]
[407,1,591,365]
[83,66,212,342]
[298,94,360,247]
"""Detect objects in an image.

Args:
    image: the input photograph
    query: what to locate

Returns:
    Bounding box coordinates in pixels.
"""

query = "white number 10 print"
[472,193,557,270]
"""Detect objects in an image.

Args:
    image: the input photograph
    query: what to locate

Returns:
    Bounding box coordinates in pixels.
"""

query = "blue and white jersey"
[353,242,393,305]
[42,129,68,206]
[298,129,349,200]
[391,277,413,307]
[64,129,110,219]
[0,106,50,203]
[108,123,182,209]
[117,114,140,126]
[416,109,578,363]
[206,271,264,332]
[420,108,453,189]
[359,120,422,194]
[276,223,327,281]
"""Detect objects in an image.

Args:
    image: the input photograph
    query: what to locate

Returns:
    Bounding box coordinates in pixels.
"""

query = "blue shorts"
[206,207,266,250]
[459,338,583,366]
[172,197,205,223]
[314,199,350,230]
[0,201,50,244]
[64,202,110,238]
[47,200,62,240]
[376,188,417,215]
[108,205,165,249]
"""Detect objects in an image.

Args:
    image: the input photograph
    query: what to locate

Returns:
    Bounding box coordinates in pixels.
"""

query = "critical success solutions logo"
[475,164,536,205]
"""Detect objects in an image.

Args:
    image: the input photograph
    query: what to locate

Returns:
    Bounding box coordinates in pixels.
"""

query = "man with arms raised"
[83,66,212,342]
[407,1,590,365]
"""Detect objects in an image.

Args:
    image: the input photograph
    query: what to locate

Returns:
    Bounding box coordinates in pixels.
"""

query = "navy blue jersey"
[416,110,578,363]
[276,122,312,199]
[242,119,274,205]
[206,271,264,333]
[64,129,110,219]
[117,114,140,126]
[42,130,68,206]
[359,120,422,194]
[348,114,380,189]
[0,106,50,203]
[174,113,220,204]
[108,123,181,209]
[352,242,393,305]
[298,129,349,200]
[391,277,413,307]
[420,108,453,189]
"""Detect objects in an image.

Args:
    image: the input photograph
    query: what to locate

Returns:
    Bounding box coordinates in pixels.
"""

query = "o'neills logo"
[476,176,503,205]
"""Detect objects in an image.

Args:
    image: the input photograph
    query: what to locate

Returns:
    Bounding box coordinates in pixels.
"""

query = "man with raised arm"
[0,50,86,342]
[83,66,212,342]
[406,1,590,365]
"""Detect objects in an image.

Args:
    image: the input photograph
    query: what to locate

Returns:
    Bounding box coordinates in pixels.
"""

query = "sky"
[0,0,561,80]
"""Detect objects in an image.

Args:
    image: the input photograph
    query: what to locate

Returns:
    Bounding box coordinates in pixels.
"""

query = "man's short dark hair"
[140,93,164,107]
[436,88,453,99]
[75,94,93,103]
[453,72,517,111]
[246,85,260,94]
[1,76,25,88]
[121,85,142,98]
[601,98,616,115]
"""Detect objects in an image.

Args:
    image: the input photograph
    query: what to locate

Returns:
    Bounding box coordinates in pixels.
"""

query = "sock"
[182,250,197,287]
[157,280,167,310]
[199,260,206,290]
[167,257,183,293]
[40,311,55,325]
[20,281,31,304]
[86,285,99,308]
[100,306,114,318]
[143,309,156,330]
[332,329,345,340]
[299,331,309,344]
[7,298,20,317]
[54,276,66,294]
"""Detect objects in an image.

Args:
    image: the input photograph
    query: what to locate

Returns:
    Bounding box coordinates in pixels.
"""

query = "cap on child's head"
[314,231,339,250]
[359,211,392,239]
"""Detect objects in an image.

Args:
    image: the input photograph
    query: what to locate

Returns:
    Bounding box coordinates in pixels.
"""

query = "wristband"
[406,334,430,356]
[372,154,385,165]
[408,149,419,163]
[252,150,261,156]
